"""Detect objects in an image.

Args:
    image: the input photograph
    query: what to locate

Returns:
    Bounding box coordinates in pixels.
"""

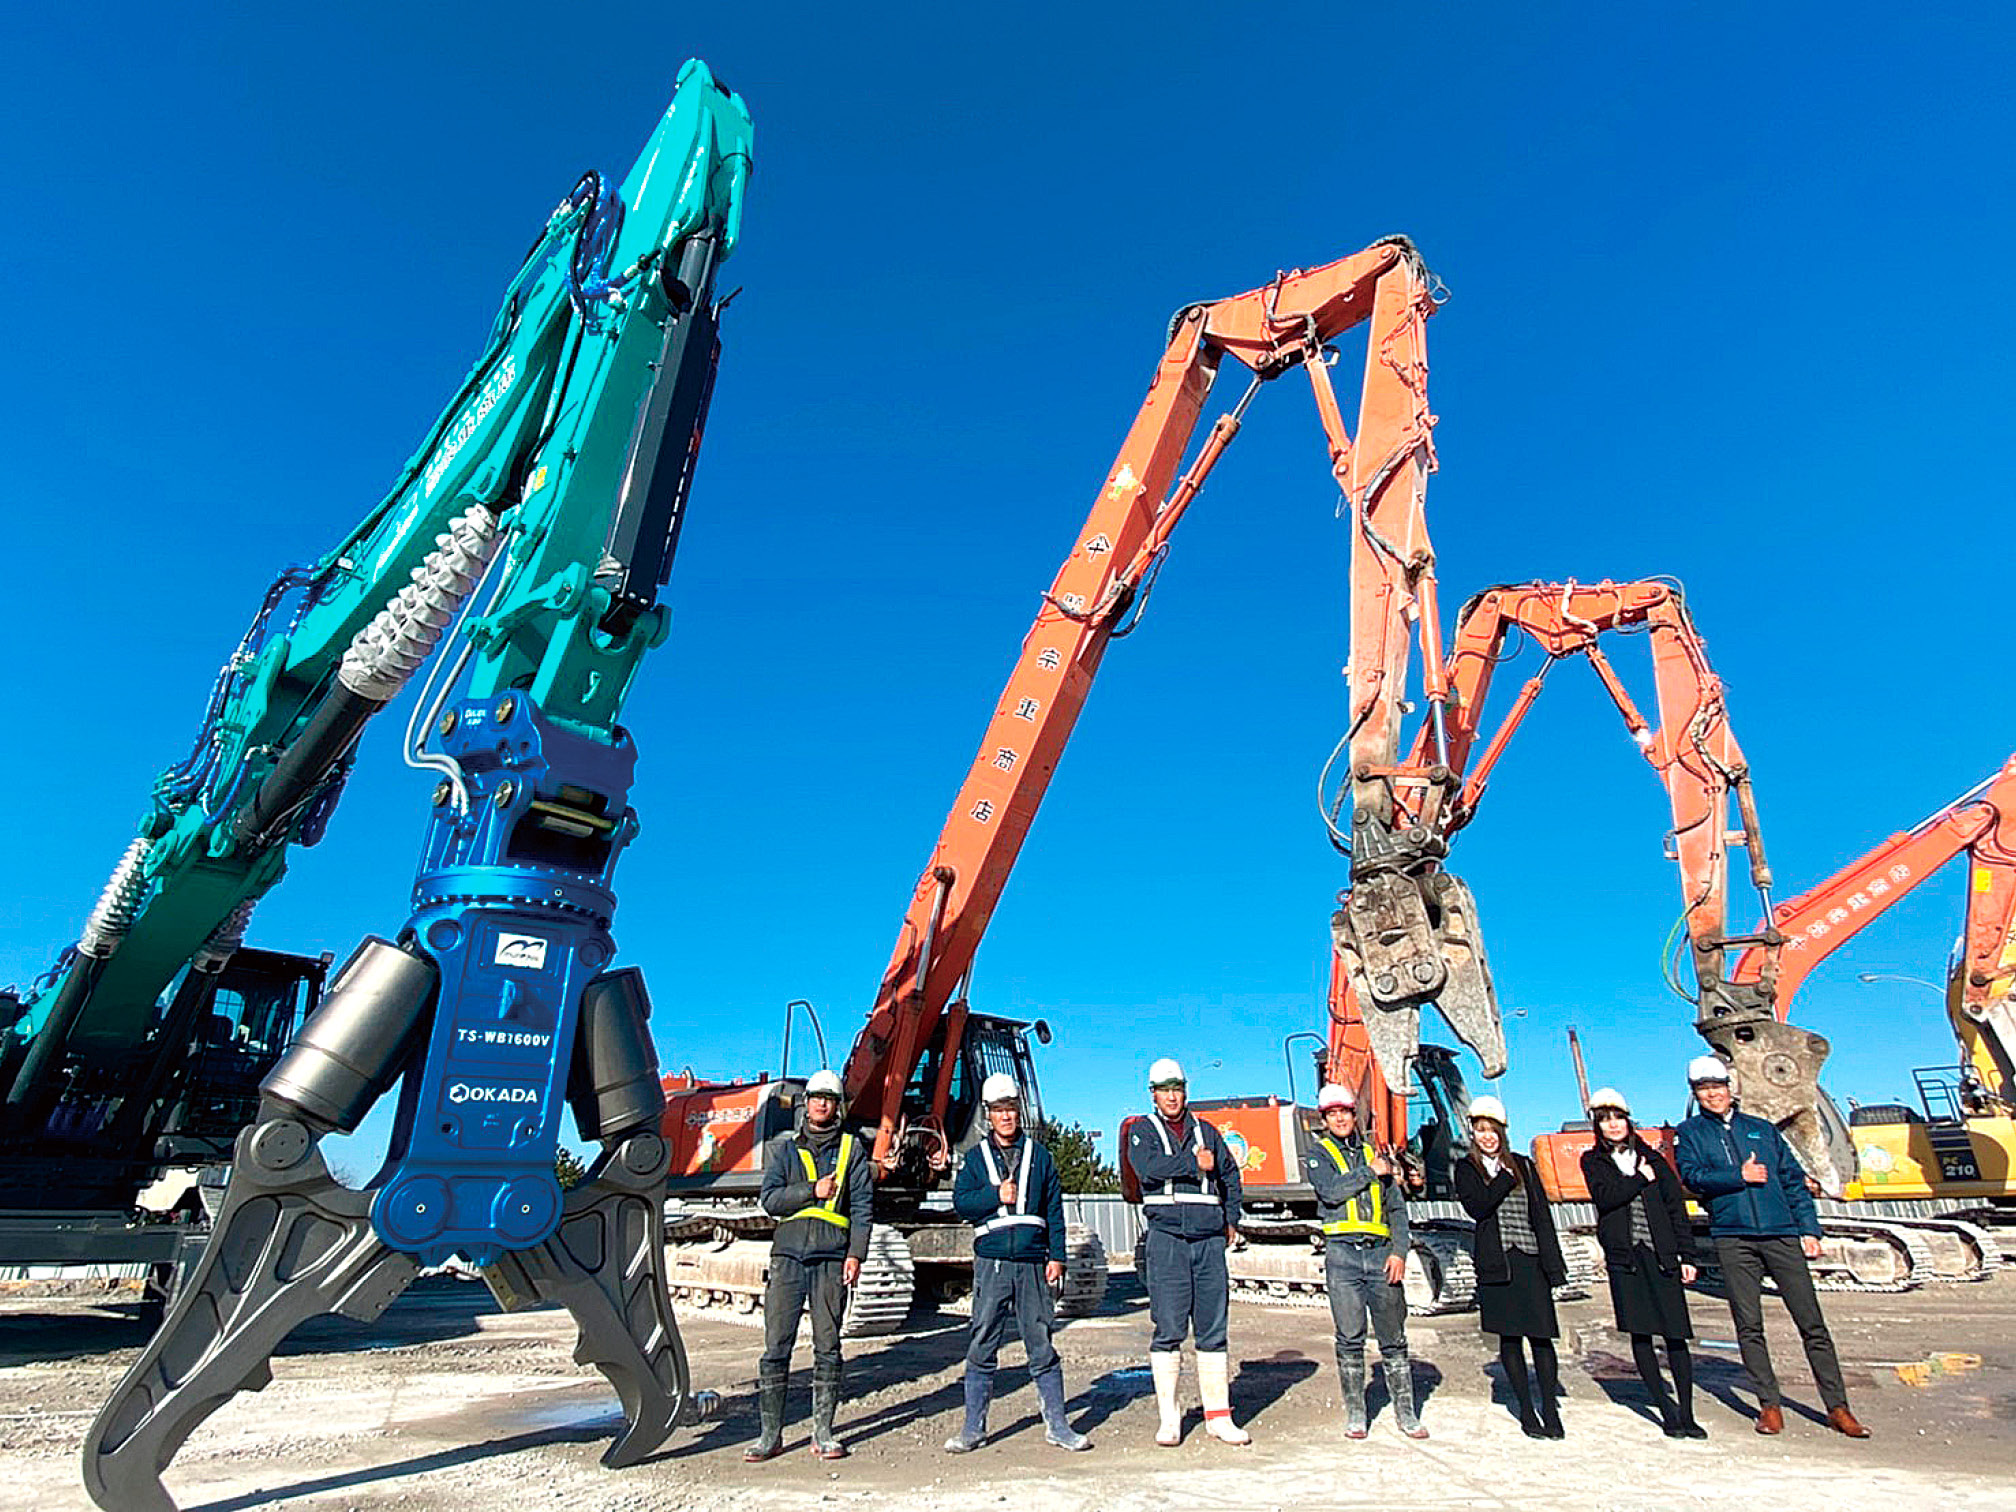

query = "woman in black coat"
[1579,1089,1706,1438]
[1453,1096,1567,1438]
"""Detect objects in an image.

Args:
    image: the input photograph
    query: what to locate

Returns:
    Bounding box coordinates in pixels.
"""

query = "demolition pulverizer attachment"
[1697,996,1853,1197]
[81,1114,695,1510]
[1334,870,1505,1092]
[479,1129,700,1467]
[81,1106,418,1512]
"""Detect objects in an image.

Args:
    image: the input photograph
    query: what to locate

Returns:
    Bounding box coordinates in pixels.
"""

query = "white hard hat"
[1468,1093,1508,1126]
[1588,1087,1631,1116]
[1686,1054,1732,1086]
[1316,1083,1357,1111]
[1147,1057,1187,1088]
[980,1072,1020,1106]
[806,1069,844,1098]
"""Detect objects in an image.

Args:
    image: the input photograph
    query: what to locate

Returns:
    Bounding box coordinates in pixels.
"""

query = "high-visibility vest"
[975,1136,1045,1238]
[1318,1137,1388,1239]
[1141,1115,1223,1210]
[788,1132,856,1229]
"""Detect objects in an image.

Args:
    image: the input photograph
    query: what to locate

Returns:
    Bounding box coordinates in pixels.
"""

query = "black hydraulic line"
[230,685,384,851]
[3,953,107,1126]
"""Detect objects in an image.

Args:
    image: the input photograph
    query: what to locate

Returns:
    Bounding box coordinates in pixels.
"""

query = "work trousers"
[1145,1226,1229,1353]
[1325,1238,1408,1363]
[760,1252,846,1374]
[966,1254,1060,1376]
[1715,1235,1847,1411]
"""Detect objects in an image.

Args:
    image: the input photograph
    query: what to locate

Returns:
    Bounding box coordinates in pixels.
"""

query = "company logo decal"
[495,932,550,970]
[448,1083,539,1106]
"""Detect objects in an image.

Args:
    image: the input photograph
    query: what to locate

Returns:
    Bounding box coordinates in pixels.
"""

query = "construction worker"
[1675,1054,1870,1439]
[942,1072,1092,1454]
[1123,1057,1250,1447]
[1304,1083,1427,1440]
[745,1067,874,1463]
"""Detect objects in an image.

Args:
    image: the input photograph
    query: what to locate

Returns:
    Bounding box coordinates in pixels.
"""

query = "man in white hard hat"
[1305,1082,1426,1440]
[1675,1054,1868,1440]
[747,1068,874,1463]
[942,1072,1091,1454]
[1122,1057,1250,1446]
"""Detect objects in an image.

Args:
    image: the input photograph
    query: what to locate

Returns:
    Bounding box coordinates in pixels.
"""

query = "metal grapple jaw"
[1697,989,1854,1196]
[1333,870,1505,1092]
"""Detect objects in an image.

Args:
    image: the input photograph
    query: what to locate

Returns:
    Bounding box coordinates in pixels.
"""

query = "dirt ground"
[4,1264,2013,1511]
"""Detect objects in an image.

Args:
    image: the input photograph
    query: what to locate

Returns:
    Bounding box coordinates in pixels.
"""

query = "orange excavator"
[1220,580,2006,1299]
[654,237,1505,1328]
[1524,758,2016,1285]
[1215,578,1771,1308]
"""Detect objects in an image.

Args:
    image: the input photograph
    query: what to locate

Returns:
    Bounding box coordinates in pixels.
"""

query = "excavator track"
[1057,1223,1110,1317]
[661,1208,917,1332]
[1808,1215,1998,1289]
[1225,1241,1329,1309]
[1817,1218,1934,1291]
[1554,1231,1602,1298]
[1224,1220,1483,1315]
[1865,1216,1999,1281]
[843,1226,916,1335]
[894,1221,1109,1320]
[1404,1229,1477,1315]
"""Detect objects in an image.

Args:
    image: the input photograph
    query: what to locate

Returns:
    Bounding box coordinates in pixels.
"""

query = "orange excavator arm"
[840,239,1457,1168]
[1324,579,1850,1188]
[1732,755,2016,1105]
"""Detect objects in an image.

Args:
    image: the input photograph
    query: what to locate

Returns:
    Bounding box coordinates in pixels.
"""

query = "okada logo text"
[448,1083,539,1106]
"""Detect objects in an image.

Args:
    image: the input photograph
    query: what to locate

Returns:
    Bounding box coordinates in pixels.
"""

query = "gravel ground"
[3,1265,2012,1510]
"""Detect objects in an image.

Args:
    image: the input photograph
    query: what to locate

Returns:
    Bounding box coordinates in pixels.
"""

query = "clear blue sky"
[4,5,2009,1171]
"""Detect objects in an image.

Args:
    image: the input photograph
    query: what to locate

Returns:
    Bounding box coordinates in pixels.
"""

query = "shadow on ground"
[0,1277,509,1369]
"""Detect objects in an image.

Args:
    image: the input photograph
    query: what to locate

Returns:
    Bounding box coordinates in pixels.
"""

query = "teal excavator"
[0,62,751,1511]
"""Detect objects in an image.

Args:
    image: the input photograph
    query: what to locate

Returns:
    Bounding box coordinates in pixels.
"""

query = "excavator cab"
[902,1009,1050,1166]
[0,945,327,1290]
[1402,1044,1474,1200]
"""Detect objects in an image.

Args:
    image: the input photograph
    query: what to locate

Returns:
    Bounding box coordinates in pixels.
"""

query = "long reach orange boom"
[841,239,1504,1170]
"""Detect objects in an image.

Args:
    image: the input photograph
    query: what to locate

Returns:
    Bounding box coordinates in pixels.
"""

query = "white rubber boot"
[1198,1351,1251,1445]
[1150,1352,1182,1446]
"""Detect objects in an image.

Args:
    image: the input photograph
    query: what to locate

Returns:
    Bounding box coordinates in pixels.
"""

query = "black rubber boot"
[944,1367,990,1453]
[1035,1366,1091,1451]
[1338,1349,1368,1439]
[1384,1352,1428,1439]
[811,1363,848,1460]
[743,1367,786,1462]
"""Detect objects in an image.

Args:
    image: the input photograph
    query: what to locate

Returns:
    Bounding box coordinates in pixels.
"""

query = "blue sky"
[3,5,2009,1170]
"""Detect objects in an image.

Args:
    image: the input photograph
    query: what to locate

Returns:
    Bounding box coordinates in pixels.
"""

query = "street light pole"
[1855,971,1946,996]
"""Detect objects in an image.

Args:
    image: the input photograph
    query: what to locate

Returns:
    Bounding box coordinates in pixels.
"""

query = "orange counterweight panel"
[660,1078,790,1182]
[1188,1098,1318,1194]
[1529,1125,1680,1202]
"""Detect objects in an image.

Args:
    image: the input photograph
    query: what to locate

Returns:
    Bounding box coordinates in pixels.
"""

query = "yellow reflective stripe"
[1318,1137,1388,1237]
[787,1132,854,1229]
